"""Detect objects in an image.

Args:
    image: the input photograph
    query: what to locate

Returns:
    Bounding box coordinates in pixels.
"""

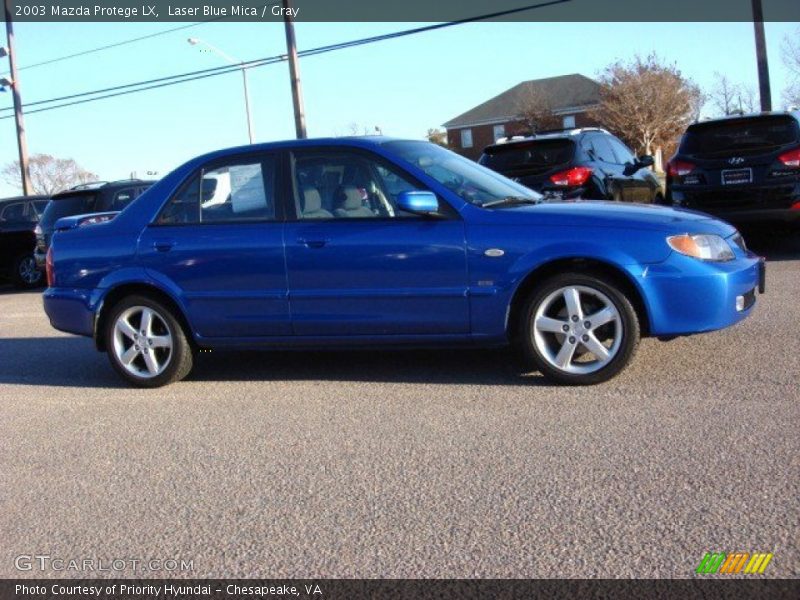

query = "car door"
[0,201,34,264]
[283,147,470,337]
[137,152,291,338]
[608,137,651,203]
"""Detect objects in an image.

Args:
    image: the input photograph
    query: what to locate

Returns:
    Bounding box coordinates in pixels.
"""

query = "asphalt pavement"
[0,232,797,579]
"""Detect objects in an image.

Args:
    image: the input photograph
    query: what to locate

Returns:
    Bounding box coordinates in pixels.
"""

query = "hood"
[487,200,737,236]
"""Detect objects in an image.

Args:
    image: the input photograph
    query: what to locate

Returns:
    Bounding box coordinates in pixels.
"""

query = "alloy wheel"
[532,285,623,375]
[112,306,174,379]
[18,256,42,285]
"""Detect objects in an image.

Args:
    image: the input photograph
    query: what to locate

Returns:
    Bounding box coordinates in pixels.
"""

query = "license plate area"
[721,168,752,185]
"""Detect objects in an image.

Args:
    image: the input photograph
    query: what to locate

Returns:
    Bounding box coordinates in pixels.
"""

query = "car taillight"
[45,247,54,287]
[667,160,696,177]
[78,214,116,227]
[791,201,800,211]
[549,167,593,187]
[777,147,800,168]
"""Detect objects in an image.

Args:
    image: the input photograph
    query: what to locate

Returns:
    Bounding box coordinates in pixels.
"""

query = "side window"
[110,187,138,211]
[292,151,424,220]
[589,136,617,164]
[608,138,636,164]
[157,156,276,225]
[0,201,25,222]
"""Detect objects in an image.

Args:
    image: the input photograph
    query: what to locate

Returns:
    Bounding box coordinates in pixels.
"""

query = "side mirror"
[396,190,439,215]
[637,155,655,169]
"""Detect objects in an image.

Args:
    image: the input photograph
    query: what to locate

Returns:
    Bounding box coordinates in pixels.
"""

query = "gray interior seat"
[302,187,333,219]
[333,186,374,218]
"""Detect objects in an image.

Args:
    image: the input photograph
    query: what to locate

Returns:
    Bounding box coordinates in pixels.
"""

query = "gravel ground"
[0,233,797,579]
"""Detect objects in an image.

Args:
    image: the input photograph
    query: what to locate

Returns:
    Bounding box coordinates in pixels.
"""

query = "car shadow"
[0,336,547,388]
[740,227,800,262]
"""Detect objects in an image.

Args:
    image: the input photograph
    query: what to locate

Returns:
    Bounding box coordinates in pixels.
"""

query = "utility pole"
[3,0,32,195]
[751,0,772,112]
[281,0,307,138]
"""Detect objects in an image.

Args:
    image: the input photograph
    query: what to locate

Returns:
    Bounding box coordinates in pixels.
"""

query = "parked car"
[479,128,664,203]
[666,111,800,226]
[0,195,49,288]
[43,138,763,388]
[34,179,154,270]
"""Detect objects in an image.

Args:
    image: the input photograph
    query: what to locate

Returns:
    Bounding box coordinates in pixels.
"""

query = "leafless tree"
[781,26,800,107]
[517,87,563,133]
[708,73,757,116]
[1,154,98,196]
[589,54,703,159]
[426,128,448,147]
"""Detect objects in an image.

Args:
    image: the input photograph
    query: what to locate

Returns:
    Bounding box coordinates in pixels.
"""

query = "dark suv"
[667,112,800,226]
[478,128,663,203]
[35,179,154,269]
[0,195,50,288]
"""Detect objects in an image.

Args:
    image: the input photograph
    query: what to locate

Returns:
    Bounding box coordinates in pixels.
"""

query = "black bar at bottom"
[1,579,799,600]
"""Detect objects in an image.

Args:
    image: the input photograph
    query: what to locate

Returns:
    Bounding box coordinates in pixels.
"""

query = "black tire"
[11,253,44,289]
[104,294,193,388]
[520,272,640,385]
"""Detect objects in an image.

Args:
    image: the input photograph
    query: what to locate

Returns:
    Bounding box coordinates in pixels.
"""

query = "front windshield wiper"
[481,196,541,208]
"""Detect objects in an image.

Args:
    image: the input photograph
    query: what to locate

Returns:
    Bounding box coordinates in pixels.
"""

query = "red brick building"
[443,74,601,160]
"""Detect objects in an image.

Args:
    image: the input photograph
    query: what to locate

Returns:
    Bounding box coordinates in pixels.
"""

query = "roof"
[53,179,156,198]
[443,74,600,129]
[689,110,800,127]
[0,194,50,204]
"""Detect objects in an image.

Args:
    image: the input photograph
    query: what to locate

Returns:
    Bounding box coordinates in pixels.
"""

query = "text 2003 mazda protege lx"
[42,138,765,387]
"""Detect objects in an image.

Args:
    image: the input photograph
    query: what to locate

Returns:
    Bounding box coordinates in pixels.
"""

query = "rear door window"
[479,139,575,173]
[108,187,140,211]
[157,155,277,225]
[681,116,800,156]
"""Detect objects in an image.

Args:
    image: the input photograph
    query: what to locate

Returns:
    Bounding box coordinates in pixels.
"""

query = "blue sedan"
[42,138,764,387]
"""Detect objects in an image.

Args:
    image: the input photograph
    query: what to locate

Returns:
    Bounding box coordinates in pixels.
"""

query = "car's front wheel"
[12,253,43,289]
[521,273,640,385]
[105,295,193,388]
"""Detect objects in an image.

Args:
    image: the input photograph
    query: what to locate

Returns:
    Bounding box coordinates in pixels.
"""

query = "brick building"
[443,74,601,160]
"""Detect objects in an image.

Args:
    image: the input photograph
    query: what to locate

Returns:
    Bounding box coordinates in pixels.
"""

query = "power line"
[0,2,282,75]
[0,1,569,121]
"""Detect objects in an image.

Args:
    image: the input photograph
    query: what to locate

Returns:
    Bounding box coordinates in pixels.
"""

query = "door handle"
[153,241,175,252]
[297,238,329,248]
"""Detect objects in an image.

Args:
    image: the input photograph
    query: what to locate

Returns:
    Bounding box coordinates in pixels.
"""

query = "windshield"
[479,139,575,173]
[383,140,541,207]
[681,116,800,156]
[39,193,96,230]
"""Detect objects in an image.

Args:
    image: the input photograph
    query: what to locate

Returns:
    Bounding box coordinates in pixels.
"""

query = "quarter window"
[0,201,26,222]
[157,156,276,225]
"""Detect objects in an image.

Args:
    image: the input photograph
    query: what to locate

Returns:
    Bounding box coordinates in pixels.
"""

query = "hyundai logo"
[729,157,745,165]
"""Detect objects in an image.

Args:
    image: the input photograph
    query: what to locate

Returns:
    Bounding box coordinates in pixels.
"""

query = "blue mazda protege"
[42,138,764,387]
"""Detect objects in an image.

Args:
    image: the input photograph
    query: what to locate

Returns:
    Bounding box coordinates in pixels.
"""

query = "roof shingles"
[443,73,600,129]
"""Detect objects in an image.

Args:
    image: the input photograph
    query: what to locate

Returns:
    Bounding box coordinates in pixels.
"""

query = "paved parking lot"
[1,233,798,579]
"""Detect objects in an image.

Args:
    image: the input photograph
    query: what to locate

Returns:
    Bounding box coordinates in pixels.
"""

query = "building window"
[562,115,576,129]
[492,124,505,142]
[460,129,473,149]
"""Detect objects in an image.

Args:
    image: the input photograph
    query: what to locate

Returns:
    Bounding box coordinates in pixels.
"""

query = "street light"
[187,37,255,144]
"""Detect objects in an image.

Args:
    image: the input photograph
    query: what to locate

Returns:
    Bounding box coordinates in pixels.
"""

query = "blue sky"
[1,20,798,196]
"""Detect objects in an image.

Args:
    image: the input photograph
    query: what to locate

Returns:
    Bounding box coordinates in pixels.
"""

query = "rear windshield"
[39,193,97,230]
[680,116,800,156]
[479,139,575,172]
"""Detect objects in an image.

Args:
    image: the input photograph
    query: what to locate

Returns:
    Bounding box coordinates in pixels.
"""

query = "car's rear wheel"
[105,295,193,388]
[12,253,43,289]
[520,273,640,385]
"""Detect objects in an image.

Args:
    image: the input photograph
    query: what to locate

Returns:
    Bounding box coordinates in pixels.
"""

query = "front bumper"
[635,250,763,337]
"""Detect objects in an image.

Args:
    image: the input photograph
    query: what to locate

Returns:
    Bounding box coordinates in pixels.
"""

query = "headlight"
[667,234,735,261]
